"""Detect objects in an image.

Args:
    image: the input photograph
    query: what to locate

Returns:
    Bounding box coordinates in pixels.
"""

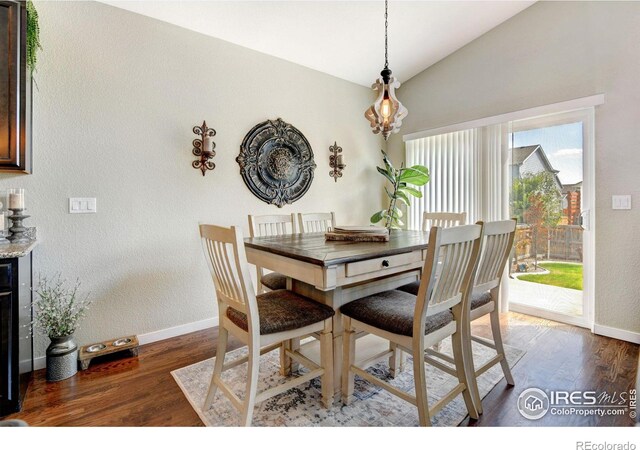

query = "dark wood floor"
[7,312,638,426]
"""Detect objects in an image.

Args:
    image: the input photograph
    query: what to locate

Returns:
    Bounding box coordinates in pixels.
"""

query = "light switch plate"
[611,195,631,210]
[69,198,97,214]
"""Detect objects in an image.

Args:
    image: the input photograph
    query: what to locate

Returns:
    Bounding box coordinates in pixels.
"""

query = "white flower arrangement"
[32,274,91,339]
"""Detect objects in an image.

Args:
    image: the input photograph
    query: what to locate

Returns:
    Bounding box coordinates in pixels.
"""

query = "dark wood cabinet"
[0,0,31,173]
[0,253,33,416]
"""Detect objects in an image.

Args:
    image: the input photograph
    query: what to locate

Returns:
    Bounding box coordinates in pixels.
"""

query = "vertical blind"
[405,125,509,231]
[405,129,481,230]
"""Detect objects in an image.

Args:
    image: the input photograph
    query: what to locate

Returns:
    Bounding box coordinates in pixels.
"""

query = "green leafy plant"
[32,274,91,338]
[26,0,41,75]
[371,150,430,230]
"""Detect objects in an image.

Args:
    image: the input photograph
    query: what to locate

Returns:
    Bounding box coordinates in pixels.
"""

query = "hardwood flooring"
[6,312,638,426]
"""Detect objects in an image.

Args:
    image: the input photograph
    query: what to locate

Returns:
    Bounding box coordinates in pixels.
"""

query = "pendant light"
[364,0,408,140]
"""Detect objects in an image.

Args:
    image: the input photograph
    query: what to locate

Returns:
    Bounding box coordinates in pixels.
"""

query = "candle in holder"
[8,189,24,209]
[336,154,344,167]
[203,135,213,155]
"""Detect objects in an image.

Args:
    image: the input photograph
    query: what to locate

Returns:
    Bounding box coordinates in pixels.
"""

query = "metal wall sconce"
[329,142,346,182]
[192,121,216,176]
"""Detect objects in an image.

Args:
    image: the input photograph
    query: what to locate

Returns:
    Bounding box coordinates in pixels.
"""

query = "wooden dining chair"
[397,211,467,297]
[199,224,335,426]
[297,212,336,233]
[422,211,467,231]
[462,219,517,414]
[340,224,483,426]
[248,214,297,292]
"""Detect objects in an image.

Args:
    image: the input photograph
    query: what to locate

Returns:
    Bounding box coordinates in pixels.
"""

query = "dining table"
[244,229,430,398]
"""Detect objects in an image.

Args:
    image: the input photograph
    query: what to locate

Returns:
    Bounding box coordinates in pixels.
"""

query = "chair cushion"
[261,272,287,291]
[226,290,335,335]
[471,291,493,310]
[340,290,454,337]
[396,280,420,296]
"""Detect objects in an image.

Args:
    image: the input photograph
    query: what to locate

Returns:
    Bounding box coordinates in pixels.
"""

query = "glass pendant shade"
[364,70,408,140]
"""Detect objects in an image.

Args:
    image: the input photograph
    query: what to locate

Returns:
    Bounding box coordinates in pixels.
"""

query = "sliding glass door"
[507,109,594,328]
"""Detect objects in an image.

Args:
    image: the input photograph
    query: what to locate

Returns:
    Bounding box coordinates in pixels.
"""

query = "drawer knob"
[381,259,390,268]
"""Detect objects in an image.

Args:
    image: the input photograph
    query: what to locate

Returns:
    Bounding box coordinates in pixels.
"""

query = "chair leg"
[490,309,515,386]
[279,340,292,376]
[241,342,260,427]
[412,345,432,427]
[389,343,401,378]
[319,320,334,408]
[451,328,480,420]
[341,317,356,405]
[204,326,228,410]
[290,338,301,373]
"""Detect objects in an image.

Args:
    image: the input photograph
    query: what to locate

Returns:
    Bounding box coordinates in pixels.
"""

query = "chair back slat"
[413,224,482,326]
[474,219,517,292]
[248,214,297,237]
[298,212,336,233]
[422,211,467,232]
[200,224,258,322]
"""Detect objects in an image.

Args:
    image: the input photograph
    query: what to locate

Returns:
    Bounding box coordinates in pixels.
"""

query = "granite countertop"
[0,240,38,258]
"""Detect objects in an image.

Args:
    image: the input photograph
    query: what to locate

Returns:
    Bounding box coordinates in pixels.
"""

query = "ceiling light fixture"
[364,0,408,140]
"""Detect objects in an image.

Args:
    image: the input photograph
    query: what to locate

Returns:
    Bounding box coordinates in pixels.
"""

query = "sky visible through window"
[512,122,583,185]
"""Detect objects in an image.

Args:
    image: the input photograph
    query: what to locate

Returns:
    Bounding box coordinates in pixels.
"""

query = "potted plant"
[32,274,91,382]
[370,150,430,230]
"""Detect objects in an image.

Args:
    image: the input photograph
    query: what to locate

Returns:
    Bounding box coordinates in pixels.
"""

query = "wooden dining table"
[244,229,430,398]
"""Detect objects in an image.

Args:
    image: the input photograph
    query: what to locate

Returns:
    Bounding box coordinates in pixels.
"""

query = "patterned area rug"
[171,335,524,426]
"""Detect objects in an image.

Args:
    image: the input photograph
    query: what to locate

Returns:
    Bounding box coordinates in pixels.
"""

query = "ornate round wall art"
[236,118,316,208]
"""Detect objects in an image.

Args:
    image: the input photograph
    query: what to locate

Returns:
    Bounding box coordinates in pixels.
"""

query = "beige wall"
[388,1,640,335]
[2,1,383,358]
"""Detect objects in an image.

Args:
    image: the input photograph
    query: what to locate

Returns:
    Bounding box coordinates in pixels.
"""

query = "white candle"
[9,192,24,209]
[203,136,212,154]
[336,154,344,166]
[0,213,5,231]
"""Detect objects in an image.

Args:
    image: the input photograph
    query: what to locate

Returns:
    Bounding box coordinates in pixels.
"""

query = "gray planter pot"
[46,335,78,382]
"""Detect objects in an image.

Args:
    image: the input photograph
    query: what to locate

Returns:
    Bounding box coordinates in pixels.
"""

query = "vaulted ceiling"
[102,1,535,86]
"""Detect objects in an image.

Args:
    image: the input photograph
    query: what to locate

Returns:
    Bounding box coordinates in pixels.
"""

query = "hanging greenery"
[26,0,41,75]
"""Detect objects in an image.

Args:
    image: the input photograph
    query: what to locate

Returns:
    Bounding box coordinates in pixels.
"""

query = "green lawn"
[518,262,583,290]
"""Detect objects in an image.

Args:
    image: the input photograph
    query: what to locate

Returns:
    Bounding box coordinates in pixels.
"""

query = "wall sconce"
[192,121,216,176]
[329,142,346,182]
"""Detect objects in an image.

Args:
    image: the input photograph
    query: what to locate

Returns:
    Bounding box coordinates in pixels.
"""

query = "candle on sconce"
[203,135,213,155]
[336,154,344,167]
[0,213,5,231]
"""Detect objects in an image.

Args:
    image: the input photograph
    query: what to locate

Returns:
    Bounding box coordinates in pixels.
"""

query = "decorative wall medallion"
[236,118,316,208]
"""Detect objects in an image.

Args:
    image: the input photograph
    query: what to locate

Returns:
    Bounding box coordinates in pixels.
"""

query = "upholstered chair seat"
[470,291,492,310]
[227,290,335,335]
[396,280,420,296]
[340,290,453,337]
[259,272,287,291]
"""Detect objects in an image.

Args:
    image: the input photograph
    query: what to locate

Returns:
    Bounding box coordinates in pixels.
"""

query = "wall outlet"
[69,198,97,214]
[611,195,631,210]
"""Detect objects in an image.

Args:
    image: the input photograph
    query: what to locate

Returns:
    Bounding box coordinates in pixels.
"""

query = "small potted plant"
[32,274,91,382]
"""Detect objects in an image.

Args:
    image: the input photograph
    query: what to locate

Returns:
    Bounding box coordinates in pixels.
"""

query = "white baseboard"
[137,316,218,345]
[33,316,219,370]
[594,323,640,344]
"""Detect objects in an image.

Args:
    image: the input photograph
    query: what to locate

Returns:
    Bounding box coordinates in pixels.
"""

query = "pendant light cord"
[384,0,389,69]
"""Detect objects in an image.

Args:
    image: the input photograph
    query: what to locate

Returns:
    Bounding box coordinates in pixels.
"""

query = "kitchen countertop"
[0,240,38,258]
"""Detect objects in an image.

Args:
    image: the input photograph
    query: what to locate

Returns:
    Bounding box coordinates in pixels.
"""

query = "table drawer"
[345,251,422,278]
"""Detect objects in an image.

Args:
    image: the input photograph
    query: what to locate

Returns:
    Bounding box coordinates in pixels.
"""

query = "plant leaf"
[384,186,394,200]
[395,189,411,206]
[398,167,430,186]
[381,149,395,173]
[399,186,423,198]
[370,210,387,224]
[376,166,395,185]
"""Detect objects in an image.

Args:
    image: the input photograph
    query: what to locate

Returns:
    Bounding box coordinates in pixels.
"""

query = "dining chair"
[248,214,297,292]
[462,219,517,414]
[340,224,483,426]
[297,212,336,233]
[422,211,467,231]
[199,224,335,426]
[397,211,467,297]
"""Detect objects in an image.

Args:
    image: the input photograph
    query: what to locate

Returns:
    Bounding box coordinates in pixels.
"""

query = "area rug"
[171,335,524,427]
